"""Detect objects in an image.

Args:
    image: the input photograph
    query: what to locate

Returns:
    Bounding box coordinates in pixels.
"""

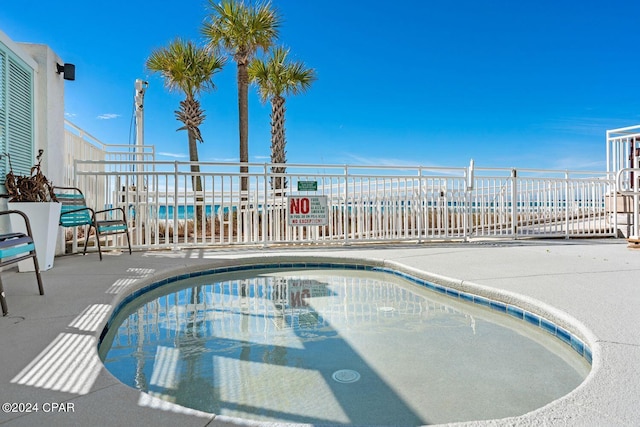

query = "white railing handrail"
[64,158,618,253]
[65,119,155,155]
[615,167,640,239]
[606,124,640,176]
[607,124,640,135]
[65,120,110,151]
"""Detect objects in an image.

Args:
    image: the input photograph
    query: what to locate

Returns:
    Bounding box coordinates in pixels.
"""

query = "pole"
[134,79,148,155]
[134,79,148,188]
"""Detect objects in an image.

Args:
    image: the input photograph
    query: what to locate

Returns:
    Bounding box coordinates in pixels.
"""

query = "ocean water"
[153,205,229,220]
[138,200,597,220]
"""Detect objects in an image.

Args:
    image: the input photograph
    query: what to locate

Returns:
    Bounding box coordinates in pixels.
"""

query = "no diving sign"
[288,196,329,226]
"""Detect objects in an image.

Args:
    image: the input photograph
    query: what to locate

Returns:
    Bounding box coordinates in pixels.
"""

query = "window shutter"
[7,57,34,177]
[0,45,34,187]
[0,50,6,181]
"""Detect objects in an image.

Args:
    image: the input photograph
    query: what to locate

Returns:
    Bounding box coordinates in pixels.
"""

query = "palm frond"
[147,38,226,98]
[248,45,317,101]
[202,0,281,63]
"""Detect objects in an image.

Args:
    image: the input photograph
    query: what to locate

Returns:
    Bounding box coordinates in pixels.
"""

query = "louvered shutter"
[0,45,34,187]
[0,49,6,182]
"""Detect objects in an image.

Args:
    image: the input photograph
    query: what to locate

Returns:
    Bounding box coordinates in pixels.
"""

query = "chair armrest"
[94,206,128,221]
[53,186,83,195]
[0,210,35,238]
[60,206,95,216]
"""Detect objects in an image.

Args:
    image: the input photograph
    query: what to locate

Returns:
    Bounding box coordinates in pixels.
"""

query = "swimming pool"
[98,263,591,426]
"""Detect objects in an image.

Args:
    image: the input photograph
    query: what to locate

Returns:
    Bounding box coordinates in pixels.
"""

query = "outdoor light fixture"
[56,63,76,81]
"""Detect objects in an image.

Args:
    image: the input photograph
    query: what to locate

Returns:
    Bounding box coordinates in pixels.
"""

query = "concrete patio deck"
[0,238,638,426]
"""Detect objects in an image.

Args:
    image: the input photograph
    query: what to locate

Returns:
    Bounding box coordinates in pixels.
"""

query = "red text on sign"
[290,197,310,214]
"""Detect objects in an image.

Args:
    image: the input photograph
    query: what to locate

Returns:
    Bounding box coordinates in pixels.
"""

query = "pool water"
[99,268,590,426]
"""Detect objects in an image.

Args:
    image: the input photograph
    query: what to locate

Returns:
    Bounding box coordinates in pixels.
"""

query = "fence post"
[612,169,619,235]
[633,157,640,241]
[465,159,475,241]
[511,168,517,237]
[634,177,640,241]
[565,171,570,239]
[173,161,179,251]
[344,165,349,245]
[417,168,423,243]
[262,163,268,248]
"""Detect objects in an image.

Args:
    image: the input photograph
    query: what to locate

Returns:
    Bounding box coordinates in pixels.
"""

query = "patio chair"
[0,210,44,316]
[54,186,132,261]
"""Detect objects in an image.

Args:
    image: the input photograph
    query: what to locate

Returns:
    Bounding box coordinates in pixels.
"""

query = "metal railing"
[607,125,640,240]
[66,160,617,252]
[472,168,614,238]
[63,120,155,186]
[616,167,640,240]
[607,124,640,177]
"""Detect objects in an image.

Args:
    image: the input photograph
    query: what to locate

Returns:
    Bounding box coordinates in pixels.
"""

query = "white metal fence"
[607,124,640,176]
[63,120,155,185]
[63,120,155,231]
[66,160,617,252]
[606,124,640,240]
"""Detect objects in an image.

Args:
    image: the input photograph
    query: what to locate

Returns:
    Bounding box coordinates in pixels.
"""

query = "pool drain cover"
[332,369,361,383]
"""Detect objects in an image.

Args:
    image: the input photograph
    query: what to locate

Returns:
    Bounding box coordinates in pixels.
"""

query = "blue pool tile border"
[100,261,592,365]
[507,305,524,319]
[524,311,541,327]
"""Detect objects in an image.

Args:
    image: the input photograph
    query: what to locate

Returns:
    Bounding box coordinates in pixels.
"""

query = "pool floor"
[100,268,590,425]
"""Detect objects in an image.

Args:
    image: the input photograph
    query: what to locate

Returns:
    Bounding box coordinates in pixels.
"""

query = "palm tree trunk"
[188,129,204,231]
[270,96,287,193]
[238,62,250,195]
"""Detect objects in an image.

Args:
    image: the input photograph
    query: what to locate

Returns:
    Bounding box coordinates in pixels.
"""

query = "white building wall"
[0,30,68,255]
[19,43,66,187]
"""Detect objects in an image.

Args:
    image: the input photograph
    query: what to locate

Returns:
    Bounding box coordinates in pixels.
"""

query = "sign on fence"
[288,196,329,226]
[297,180,318,191]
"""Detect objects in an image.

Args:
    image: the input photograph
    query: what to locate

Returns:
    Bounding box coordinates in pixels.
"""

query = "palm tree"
[146,38,225,224]
[249,46,316,192]
[202,0,281,193]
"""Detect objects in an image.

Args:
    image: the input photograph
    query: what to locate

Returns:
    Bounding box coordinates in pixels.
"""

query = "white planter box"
[7,202,62,272]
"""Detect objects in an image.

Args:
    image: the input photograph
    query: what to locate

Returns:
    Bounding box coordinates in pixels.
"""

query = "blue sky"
[2,0,640,171]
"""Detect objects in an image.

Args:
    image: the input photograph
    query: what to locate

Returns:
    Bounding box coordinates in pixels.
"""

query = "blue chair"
[0,210,44,316]
[54,186,132,261]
